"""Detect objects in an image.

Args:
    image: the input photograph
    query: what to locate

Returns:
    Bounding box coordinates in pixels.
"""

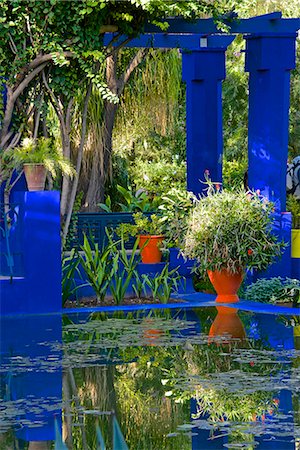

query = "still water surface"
[1,307,300,449]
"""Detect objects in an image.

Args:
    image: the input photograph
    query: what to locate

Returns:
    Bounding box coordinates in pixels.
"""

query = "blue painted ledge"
[64,291,300,316]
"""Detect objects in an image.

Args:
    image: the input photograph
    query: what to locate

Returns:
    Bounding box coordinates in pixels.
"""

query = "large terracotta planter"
[207,268,244,303]
[209,306,246,342]
[23,164,47,191]
[138,235,164,264]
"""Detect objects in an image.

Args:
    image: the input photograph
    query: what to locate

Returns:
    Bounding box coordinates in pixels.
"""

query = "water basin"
[1,306,300,449]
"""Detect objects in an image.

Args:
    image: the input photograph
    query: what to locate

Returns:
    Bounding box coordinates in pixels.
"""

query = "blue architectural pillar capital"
[244,33,297,72]
[182,48,227,82]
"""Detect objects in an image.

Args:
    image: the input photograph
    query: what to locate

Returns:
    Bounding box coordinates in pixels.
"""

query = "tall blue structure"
[104,12,300,277]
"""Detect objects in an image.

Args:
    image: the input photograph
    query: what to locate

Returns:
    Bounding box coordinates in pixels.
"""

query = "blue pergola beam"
[144,15,300,35]
[103,33,235,49]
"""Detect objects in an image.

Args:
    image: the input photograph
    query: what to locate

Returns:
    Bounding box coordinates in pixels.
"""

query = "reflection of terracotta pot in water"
[207,268,243,303]
[23,164,47,191]
[138,235,164,264]
[143,319,164,345]
[209,306,246,342]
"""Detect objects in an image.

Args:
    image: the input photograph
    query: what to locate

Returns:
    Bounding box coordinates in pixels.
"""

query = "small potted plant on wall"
[10,137,75,191]
[182,189,286,303]
[117,212,165,263]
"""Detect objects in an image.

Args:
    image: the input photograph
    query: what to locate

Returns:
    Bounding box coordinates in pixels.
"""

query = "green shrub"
[183,189,286,275]
[245,277,300,305]
[130,160,186,197]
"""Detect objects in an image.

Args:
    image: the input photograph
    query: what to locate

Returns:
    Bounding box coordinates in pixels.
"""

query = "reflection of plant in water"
[159,339,280,424]
[115,363,191,450]
[62,310,282,449]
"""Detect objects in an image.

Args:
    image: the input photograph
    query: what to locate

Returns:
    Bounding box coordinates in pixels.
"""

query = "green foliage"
[245,276,300,305]
[108,235,141,305]
[65,191,84,250]
[287,194,300,229]
[79,234,115,302]
[116,212,165,238]
[183,189,286,275]
[99,184,160,213]
[142,264,182,303]
[158,188,197,248]
[130,160,186,197]
[75,231,183,305]
[9,137,75,179]
[62,248,82,306]
[222,158,248,190]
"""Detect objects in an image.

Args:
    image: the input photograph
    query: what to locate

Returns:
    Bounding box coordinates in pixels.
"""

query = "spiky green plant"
[11,137,76,179]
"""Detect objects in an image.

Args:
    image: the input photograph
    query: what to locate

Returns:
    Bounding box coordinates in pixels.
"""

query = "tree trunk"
[83,49,148,212]
[84,100,118,211]
[60,99,73,218]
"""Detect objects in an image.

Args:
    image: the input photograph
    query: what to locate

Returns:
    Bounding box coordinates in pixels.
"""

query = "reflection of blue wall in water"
[191,312,295,450]
[0,314,62,442]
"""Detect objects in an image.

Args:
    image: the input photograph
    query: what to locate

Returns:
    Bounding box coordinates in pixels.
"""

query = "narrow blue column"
[182,47,229,195]
[245,33,297,211]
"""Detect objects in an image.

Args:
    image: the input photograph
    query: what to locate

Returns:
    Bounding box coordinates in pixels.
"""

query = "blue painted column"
[245,34,297,278]
[245,33,297,211]
[182,46,230,195]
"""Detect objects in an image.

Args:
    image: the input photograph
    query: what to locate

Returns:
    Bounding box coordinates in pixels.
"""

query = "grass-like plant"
[79,234,115,303]
[62,249,83,306]
[142,264,182,303]
[11,137,75,179]
[108,235,141,305]
[183,190,286,275]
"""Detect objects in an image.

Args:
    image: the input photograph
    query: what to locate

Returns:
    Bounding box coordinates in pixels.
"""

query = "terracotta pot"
[207,268,243,303]
[209,306,246,342]
[138,235,164,264]
[23,164,47,191]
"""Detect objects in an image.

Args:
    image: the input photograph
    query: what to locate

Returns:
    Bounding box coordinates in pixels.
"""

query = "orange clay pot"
[209,306,246,342]
[23,163,47,191]
[207,268,243,303]
[138,235,164,264]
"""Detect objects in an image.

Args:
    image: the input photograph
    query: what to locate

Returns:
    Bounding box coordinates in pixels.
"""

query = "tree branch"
[118,48,149,94]
[15,51,75,87]
[0,62,48,146]
[42,70,65,124]
[12,62,48,103]
[105,37,133,59]
[62,83,92,243]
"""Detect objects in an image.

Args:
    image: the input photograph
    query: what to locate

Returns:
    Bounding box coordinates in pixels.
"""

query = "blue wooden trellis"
[104,11,300,277]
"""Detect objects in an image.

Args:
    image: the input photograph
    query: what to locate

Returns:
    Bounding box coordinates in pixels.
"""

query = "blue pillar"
[182,44,231,196]
[245,33,297,212]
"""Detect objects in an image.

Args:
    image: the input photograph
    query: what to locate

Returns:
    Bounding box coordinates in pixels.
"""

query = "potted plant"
[117,212,165,264]
[10,137,75,191]
[182,189,286,303]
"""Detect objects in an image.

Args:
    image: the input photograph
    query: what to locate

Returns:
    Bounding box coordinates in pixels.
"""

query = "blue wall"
[0,191,61,315]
